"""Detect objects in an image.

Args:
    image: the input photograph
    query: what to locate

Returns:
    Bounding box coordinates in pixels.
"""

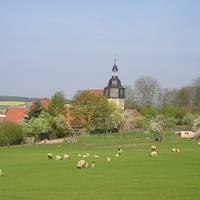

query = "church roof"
[87,90,104,96]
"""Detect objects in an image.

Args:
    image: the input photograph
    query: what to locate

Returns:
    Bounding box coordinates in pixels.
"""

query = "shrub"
[139,106,158,117]
[193,116,200,132]
[0,122,23,146]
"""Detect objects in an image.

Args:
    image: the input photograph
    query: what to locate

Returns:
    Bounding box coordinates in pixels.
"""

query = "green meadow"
[0,135,200,200]
[0,101,29,113]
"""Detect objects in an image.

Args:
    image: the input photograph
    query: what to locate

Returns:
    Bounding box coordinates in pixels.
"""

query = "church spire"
[112,59,118,77]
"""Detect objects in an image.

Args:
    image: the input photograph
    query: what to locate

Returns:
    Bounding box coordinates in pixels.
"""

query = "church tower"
[104,60,125,110]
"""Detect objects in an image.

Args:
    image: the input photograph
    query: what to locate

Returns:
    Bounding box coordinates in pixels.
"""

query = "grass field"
[0,101,29,113]
[0,135,199,200]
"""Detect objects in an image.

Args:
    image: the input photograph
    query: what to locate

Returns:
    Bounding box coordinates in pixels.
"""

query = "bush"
[0,122,24,146]
[139,106,158,117]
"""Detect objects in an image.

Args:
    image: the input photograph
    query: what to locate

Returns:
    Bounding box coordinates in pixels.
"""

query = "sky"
[0,0,200,99]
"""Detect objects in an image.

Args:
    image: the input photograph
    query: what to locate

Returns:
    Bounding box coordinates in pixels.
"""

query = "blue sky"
[0,0,200,98]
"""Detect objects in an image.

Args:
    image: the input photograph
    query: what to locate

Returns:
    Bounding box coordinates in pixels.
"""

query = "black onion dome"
[108,76,122,88]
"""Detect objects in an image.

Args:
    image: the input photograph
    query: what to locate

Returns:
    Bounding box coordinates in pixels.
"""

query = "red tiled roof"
[5,107,29,123]
[87,90,104,97]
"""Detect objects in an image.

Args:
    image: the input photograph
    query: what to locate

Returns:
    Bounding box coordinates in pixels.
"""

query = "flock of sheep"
[149,145,181,157]
[46,143,186,169]
[0,142,199,176]
[47,147,123,169]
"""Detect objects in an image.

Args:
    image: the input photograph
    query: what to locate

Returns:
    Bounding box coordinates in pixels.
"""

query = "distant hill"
[0,96,39,102]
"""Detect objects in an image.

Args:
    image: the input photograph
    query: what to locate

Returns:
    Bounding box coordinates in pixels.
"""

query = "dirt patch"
[36,138,64,145]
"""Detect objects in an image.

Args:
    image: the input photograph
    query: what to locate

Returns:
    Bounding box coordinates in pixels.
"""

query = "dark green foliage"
[25,100,44,121]
[175,87,192,107]
[48,91,66,116]
[0,122,23,146]
[139,106,158,117]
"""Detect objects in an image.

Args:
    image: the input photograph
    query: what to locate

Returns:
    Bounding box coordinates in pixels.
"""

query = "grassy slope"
[0,136,199,200]
[0,101,28,106]
[0,101,29,113]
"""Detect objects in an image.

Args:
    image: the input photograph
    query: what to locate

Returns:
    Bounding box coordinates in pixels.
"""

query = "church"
[87,61,125,110]
[104,61,125,110]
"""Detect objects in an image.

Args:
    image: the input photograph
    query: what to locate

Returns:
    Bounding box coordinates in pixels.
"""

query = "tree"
[0,122,24,146]
[72,91,119,133]
[158,88,177,108]
[161,105,178,118]
[146,116,163,133]
[23,112,50,139]
[48,114,70,138]
[93,97,118,132]
[104,111,123,132]
[72,91,100,132]
[134,76,160,106]
[23,111,70,140]
[124,85,136,109]
[48,91,66,116]
[25,100,44,121]
[139,106,158,117]
[175,87,192,108]
[193,116,200,132]
[193,77,200,110]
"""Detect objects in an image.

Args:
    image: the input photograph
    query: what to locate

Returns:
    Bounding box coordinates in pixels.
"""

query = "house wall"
[180,131,198,139]
[108,98,125,110]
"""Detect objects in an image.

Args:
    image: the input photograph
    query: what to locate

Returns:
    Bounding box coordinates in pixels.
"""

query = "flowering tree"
[193,116,200,132]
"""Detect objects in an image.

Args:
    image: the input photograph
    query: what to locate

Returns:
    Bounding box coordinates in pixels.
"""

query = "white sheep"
[172,148,180,153]
[85,153,90,157]
[82,153,90,158]
[63,154,70,160]
[92,162,95,168]
[115,153,121,157]
[118,148,123,153]
[94,154,99,158]
[150,151,157,157]
[151,145,157,152]
[85,162,89,168]
[0,169,2,176]
[107,157,111,163]
[77,160,86,169]
[198,142,200,145]
[78,154,83,157]
[48,153,53,160]
[55,155,62,160]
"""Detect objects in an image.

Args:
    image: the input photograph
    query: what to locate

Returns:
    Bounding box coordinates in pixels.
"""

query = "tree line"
[125,76,200,112]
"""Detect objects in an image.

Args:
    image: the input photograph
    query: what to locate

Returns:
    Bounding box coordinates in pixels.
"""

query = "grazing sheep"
[85,163,89,168]
[172,148,180,153]
[63,154,70,160]
[78,154,82,157]
[94,154,99,158]
[92,162,95,168]
[77,160,86,169]
[82,153,90,158]
[151,145,157,152]
[55,155,62,160]
[115,153,121,157]
[48,153,53,160]
[198,142,200,145]
[107,157,111,163]
[118,148,123,153]
[150,151,157,157]
[0,169,2,176]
